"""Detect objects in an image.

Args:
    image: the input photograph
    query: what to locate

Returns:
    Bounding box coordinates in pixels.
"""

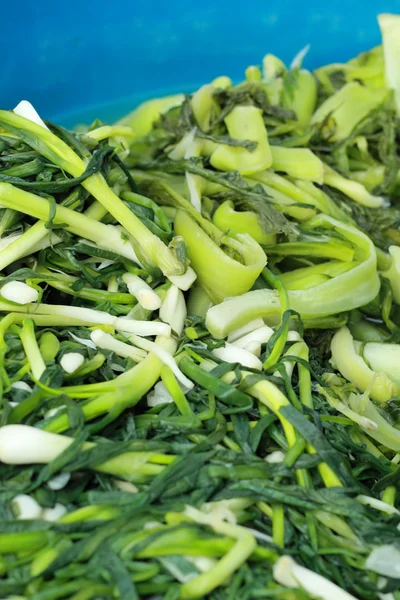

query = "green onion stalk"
[246,359,342,488]
[41,336,178,433]
[0,424,173,483]
[179,506,257,599]
[0,299,165,332]
[18,319,46,381]
[0,111,189,283]
[0,192,108,273]
[33,265,135,307]
[0,183,140,263]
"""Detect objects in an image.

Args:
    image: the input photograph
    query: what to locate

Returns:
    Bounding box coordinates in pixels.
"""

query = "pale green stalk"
[0,424,173,482]
[0,200,108,273]
[85,125,136,141]
[0,110,184,277]
[210,105,272,174]
[30,547,60,576]
[283,69,317,130]
[206,215,379,338]
[314,512,362,545]
[311,82,387,140]
[180,508,256,599]
[349,393,400,451]
[250,170,329,212]
[250,170,349,222]
[282,342,342,487]
[59,505,121,523]
[331,327,397,403]
[362,341,400,386]
[272,503,285,548]
[0,183,139,262]
[117,93,185,136]
[212,200,276,244]
[318,385,380,430]
[286,341,313,408]
[0,221,60,271]
[323,164,384,208]
[83,200,108,220]
[38,331,60,361]
[160,366,194,417]
[19,319,46,380]
[0,312,113,329]
[381,246,400,304]
[187,286,213,318]
[246,378,297,446]
[279,261,356,290]
[44,336,177,433]
[270,146,323,183]
[175,209,266,303]
[0,531,51,554]
[382,486,396,506]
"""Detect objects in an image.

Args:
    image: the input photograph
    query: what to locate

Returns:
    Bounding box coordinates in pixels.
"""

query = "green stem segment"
[180,513,256,599]
[45,336,177,433]
[19,319,46,380]
[262,268,290,371]
[0,182,139,262]
[0,110,185,278]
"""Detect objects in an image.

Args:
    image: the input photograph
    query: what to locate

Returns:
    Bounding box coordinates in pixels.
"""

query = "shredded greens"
[1,13,400,600]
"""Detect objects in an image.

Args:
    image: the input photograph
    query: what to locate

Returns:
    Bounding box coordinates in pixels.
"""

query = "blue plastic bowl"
[2,0,400,127]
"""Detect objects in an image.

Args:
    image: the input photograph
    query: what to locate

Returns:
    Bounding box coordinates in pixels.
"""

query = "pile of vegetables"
[1,12,400,600]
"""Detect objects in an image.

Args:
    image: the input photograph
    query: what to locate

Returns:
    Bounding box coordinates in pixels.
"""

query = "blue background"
[2,1,400,126]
